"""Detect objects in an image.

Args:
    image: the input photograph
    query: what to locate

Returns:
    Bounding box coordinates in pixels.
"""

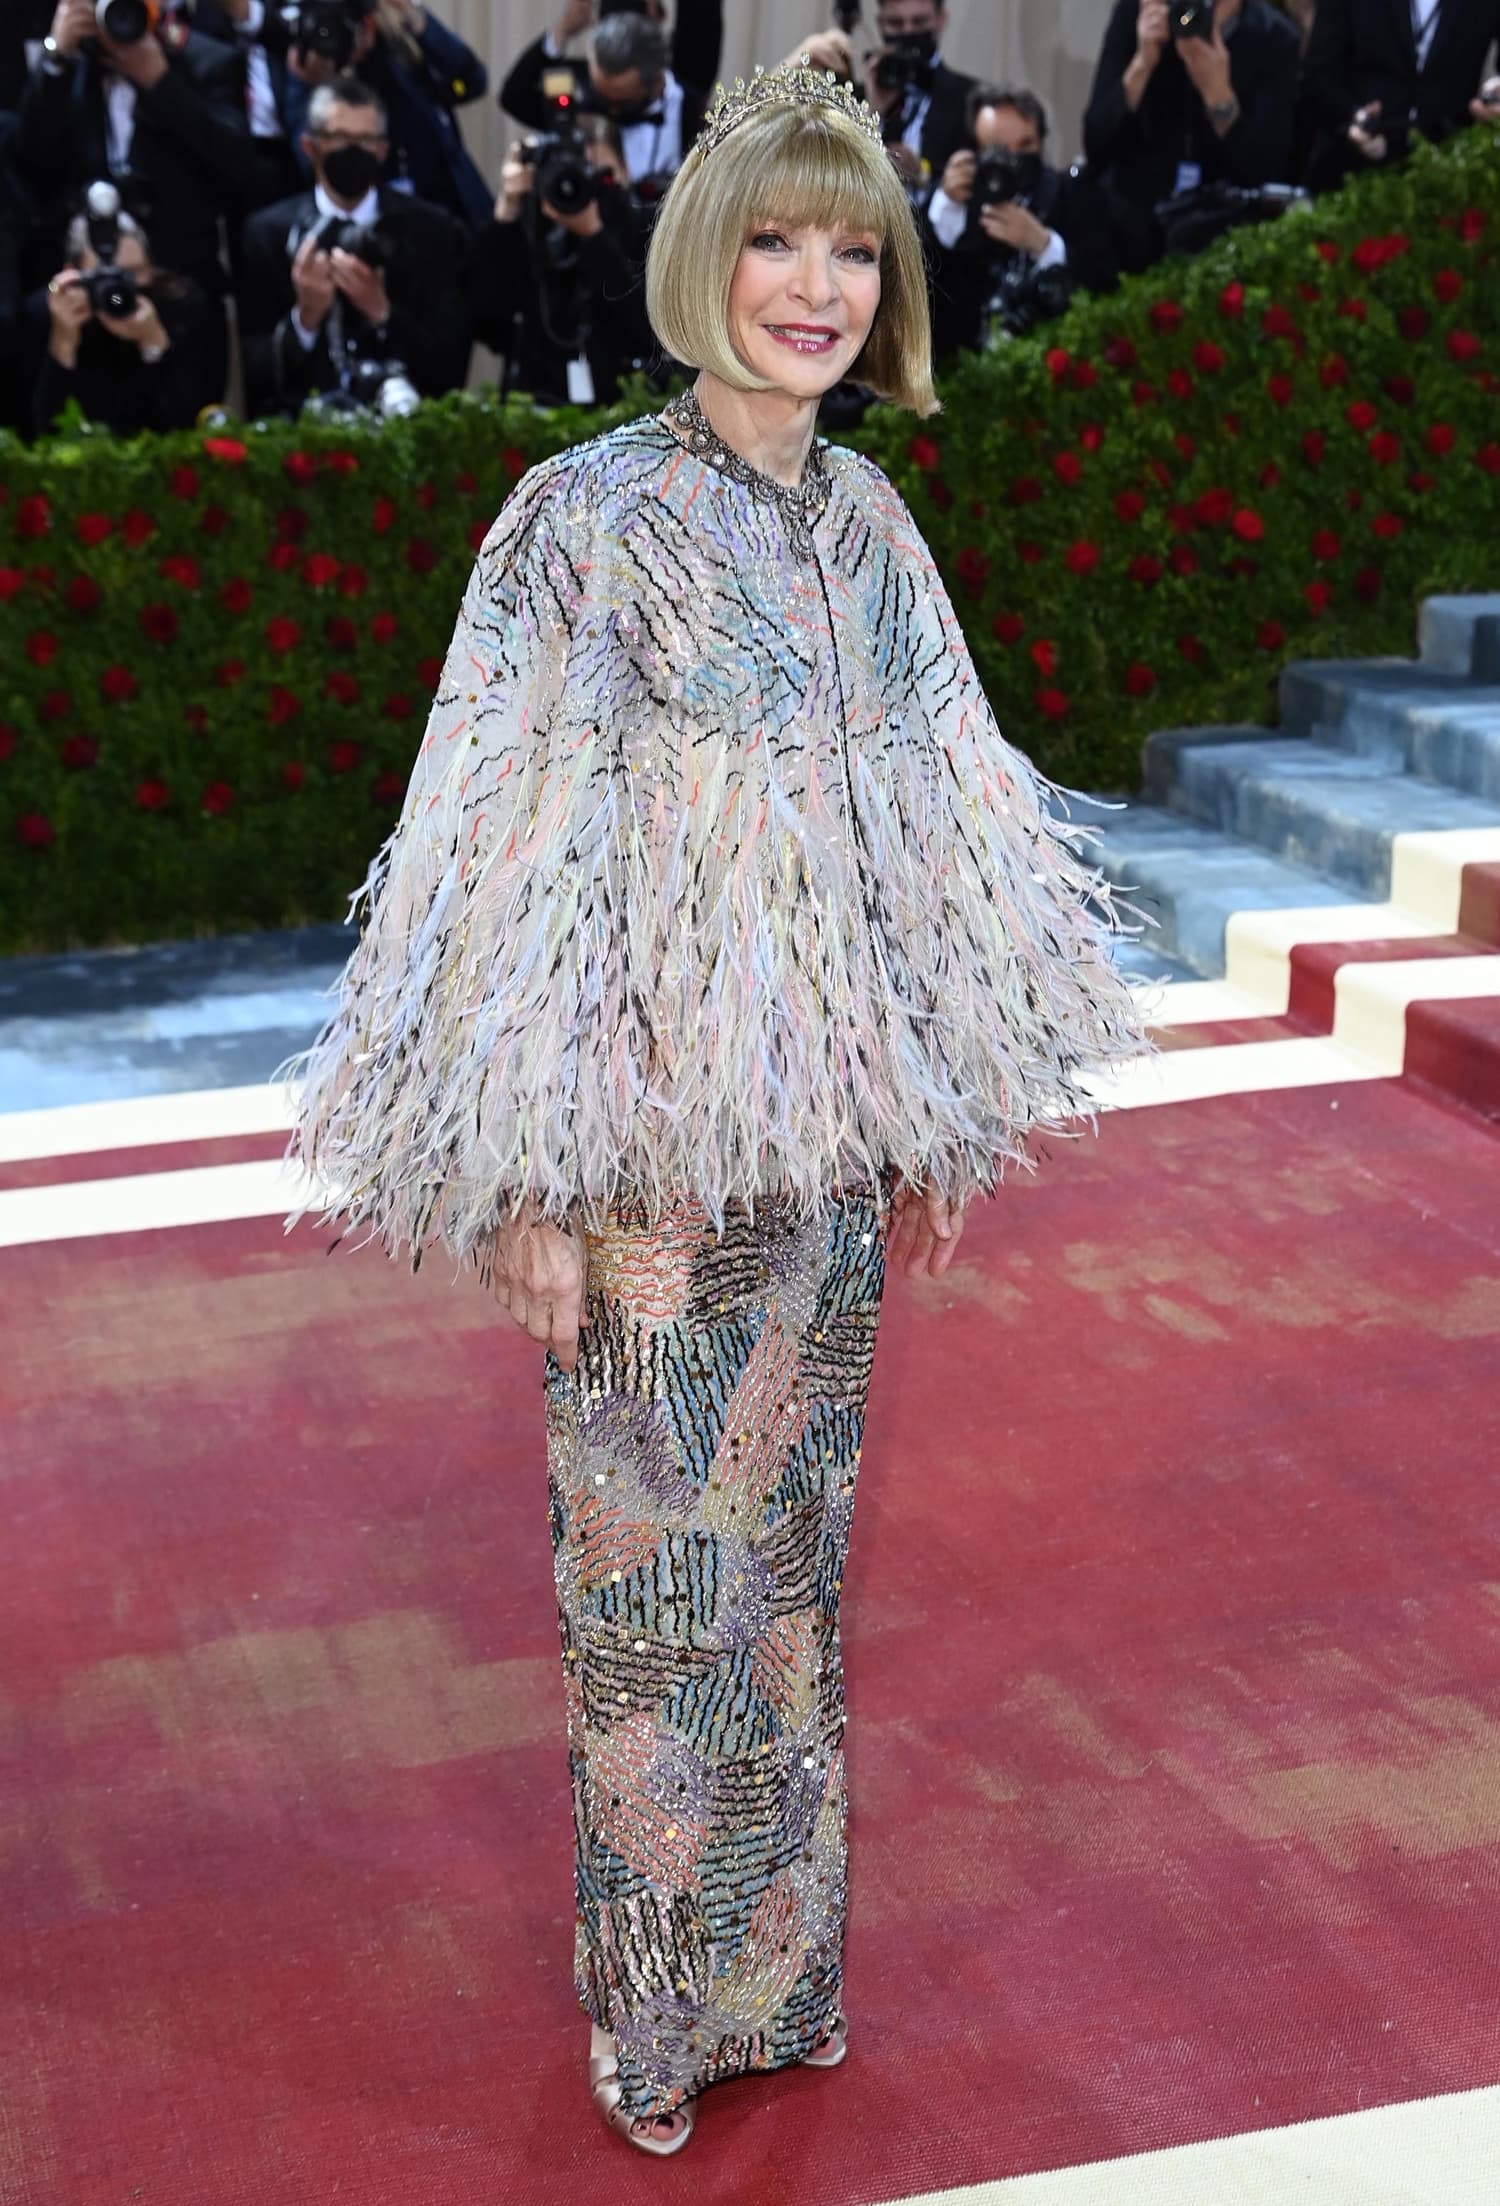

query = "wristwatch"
[1207,94,1239,124]
[140,342,168,364]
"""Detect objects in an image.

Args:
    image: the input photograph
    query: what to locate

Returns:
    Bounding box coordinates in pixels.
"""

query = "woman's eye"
[749,232,878,260]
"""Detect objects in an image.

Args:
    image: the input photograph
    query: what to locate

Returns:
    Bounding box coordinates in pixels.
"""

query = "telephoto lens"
[95,0,154,42]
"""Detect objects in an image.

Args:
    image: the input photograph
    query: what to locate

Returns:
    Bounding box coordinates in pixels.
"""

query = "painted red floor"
[4,1077,1500,2205]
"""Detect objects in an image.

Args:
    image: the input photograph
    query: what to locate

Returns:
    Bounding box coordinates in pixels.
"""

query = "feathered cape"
[281,412,1152,1256]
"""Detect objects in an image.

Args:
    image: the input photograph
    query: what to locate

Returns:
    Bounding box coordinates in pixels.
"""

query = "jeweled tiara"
[698,55,887,158]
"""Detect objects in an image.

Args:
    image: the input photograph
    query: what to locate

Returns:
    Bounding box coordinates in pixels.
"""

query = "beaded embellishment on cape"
[660,385,832,558]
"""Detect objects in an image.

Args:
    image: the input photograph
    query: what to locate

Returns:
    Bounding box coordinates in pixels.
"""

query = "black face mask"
[321,144,383,200]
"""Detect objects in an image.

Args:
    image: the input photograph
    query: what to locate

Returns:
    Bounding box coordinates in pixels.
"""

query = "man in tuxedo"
[237,73,470,416]
[922,84,1118,362]
[1298,0,1500,192]
[1083,0,1301,270]
[858,0,977,194]
[500,0,714,183]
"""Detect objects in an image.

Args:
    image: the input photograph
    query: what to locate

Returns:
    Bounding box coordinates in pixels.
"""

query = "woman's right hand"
[488,1203,590,1372]
[886,1175,967,1279]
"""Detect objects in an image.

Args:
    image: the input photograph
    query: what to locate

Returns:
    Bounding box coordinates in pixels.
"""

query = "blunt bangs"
[645,100,941,417]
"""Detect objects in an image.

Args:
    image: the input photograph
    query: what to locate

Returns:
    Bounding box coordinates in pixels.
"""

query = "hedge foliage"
[3,130,1500,953]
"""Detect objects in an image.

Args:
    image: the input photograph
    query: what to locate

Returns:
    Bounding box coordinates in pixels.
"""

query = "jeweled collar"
[658,385,832,556]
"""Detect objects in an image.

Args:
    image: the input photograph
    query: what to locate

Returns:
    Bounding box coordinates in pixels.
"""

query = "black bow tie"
[623,108,666,126]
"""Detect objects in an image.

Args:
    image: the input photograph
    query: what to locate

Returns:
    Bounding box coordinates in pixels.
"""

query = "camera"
[1171,0,1215,41]
[94,0,157,43]
[305,357,421,419]
[996,263,1074,340]
[872,31,935,98]
[313,213,388,267]
[972,147,1043,211]
[78,181,141,318]
[278,0,367,70]
[519,87,602,219]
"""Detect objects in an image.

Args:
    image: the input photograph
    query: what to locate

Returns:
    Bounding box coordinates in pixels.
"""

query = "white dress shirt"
[290,178,383,349]
[926,183,1067,272]
[1411,0,1443,70]
[233,0,283,138]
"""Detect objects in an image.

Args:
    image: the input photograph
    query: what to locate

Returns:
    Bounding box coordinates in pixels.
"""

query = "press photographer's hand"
[981,201,1053,256]
[44,268,91,366]
[291,229,336,329]
[939,147,976,203]
[1348,99,1389,161]
[330,245,390,323]
[47,0,94,58]
[1135,0,1171,64]
[96,292,170,353]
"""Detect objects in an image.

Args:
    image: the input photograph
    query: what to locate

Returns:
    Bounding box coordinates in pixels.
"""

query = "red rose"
[467,519,489,553]
[1346,488,1366,511]
[372,770,406,807]
[1346,399,1379,431]
[0,726,15,761]
[220,577,253,614]
[1315,240,1340,263]
[324,671,360,705]
[1174,432,1197,461]
[100,664,137,703]
[1045,346,1071,383]
[201,781,236,815]
[1064,541,1100,576]
[1408,471,1435,494]
[1070,360,1099,391]
[1459,206,1487,243]
[275,504,309,541]
[0,568,24,599]
[1129,555,1164,588]
[168,464,199,500]
[1035,686,1071,721]
[15,495,52,540]
[283,451,318,485]
[414,480,437,510]
[908,434,940,472]
[75,512,113,547]
[1477,443,1500,475]
[992,612,1026,645]
[338,564,368,597]
[303,551,341,588]
[268,686,302,725]
[1193,340,1227,375]
[282,761,307,791]
[1218,281,1245,320]
[1434,268,1464,303]
[1337,297,1368,322]
[1030,638,1058,677]
[1398,306,1431,342]
[215,660,247,687]
[16,811,55,847]
[200,504,231,537]
[1052,451,1083,486]
[158,553,201,589]
[1123,662,1157,698]
[66,574,101,615]
[1103,335,1138,372]
[328,739,363,772]
[454,469,477,494]
[267,542,298,572]
[41,689,72,722]
[1256,620,1286,652]
[1169,544,1199,578]
[1262,304,1298,341]
[1318,354,1349,389]
[370,611,399,643]
[1131,381,1159,408]
[1079,422,1105,452]
[325,615,359,651]
[28,564,54,588]
[202,435,247,464]
[1231,508,1265,543]
[1449,329,1483,364]
[139,603,178,646]
[1149,300,1184,334]
[120,508,156,549]
[1370,432,1401,467]
[266,615,301,655]
[1107,493,1142,531]
[955,545,991,594]
[1177,634,1206,666]
[1371,513,1404,540]
[1305,580,1333,615]
[1311,529,1343,561]
[60,734,99,770]
[136,778,171,811]
[1148,460,1174,490]
[325,449,359,475]
[1302,431,1327,469]
[1383,376,1416,409]
[930,472,956,513]
[502,444,527,478]
[1008,475,1044,506]
[1260,462,1282,490]
[1426,423,1456,457]
[26,630,59,667]
[1354,566,1383,603]
[1196,487,1233,527]
[1166,367,1195,401]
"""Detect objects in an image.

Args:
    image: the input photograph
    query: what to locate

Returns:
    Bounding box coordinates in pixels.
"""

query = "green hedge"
[4,130,1500,954]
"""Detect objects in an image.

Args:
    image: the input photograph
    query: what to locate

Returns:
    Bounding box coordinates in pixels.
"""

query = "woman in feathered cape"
[283,55,1150,2158]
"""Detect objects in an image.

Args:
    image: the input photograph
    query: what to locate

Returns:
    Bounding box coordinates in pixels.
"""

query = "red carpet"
[5,1078,1500,2203]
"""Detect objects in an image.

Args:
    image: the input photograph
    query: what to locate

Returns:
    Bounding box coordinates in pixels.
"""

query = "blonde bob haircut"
[645,97,942,419]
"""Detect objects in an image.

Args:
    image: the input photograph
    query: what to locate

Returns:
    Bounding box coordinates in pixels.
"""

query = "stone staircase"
[1070,596,1500,1120]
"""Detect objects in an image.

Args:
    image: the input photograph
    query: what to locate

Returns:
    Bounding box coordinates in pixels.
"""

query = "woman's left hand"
[886,1174,966,1278]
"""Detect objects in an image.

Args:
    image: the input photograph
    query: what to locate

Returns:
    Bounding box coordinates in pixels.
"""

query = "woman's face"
[727,219,882,396]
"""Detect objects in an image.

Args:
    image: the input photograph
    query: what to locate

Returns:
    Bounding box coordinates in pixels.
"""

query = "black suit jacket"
[237,184,471,418]
[886,58,979,184]
[469,189,655,407]
[1298,0,1500,186]
[922,162,1118,362]
[11,28,257,286]
[1084,0,1300,266]
[499,0,721,162]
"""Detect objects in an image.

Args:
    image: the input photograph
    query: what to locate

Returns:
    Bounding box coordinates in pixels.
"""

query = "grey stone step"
[1419,594,1500,678]
[1279,660,1500,803]
[1063,796,1368,978]
[1142,733,1500,900]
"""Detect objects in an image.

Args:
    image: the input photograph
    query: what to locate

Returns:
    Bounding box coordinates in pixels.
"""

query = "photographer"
[30,193,215,434]
[237,73,470,416]
[1297,0,1500,194]
[854,0,978,195]
[470,111,655,408]
[1083,0,1300,270]
[923,85,1117,363]
[500,0,717,184]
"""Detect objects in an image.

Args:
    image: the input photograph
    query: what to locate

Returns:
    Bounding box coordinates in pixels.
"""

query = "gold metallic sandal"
[589,2023,696,2155]
[801,2011,848,2068]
